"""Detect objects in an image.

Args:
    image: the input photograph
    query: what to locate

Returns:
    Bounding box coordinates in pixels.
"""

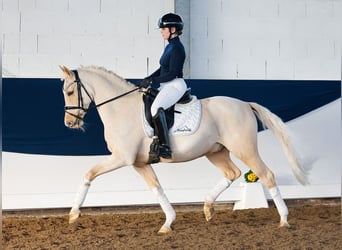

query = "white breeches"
[151,78,187,117]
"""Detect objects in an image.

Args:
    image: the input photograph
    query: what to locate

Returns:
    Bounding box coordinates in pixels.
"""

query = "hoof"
[279,221,291,228]
[69,210,80,224]
[158,226,172,234]
[279,215,291,228]
[204,203,215,222]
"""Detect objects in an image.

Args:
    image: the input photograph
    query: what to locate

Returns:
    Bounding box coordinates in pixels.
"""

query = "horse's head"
[60,65,92,129]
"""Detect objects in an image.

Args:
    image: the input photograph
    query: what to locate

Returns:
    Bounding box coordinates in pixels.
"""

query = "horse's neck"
[79,69,141,131]
[80,68,135,105]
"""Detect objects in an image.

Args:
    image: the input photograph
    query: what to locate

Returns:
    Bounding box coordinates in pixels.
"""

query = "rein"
[64,70,140,120]
[92,87,140,110]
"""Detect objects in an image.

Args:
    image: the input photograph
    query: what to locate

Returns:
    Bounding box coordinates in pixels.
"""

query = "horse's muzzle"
[64,112,84,128]
[65,119,83,128]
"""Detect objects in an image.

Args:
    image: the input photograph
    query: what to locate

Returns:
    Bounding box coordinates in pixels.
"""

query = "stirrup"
[159,145,172,159]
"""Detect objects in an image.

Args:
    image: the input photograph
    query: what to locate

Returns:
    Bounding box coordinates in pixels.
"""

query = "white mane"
[79,65,135,88]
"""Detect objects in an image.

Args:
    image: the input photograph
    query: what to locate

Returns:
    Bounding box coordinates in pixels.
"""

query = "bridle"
[64,70,140,121]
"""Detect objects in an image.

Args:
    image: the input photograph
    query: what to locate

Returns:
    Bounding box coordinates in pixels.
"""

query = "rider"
[139,13,187,162]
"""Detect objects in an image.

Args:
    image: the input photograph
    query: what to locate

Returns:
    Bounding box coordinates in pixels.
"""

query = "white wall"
[2,0,342,79]
[190,0,342,80]
[1,0,174,78]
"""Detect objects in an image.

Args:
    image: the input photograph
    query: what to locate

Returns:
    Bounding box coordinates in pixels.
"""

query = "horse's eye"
[67,91,74,96]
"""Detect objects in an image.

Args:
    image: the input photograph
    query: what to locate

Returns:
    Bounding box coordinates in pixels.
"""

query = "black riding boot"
[148,108,172,163]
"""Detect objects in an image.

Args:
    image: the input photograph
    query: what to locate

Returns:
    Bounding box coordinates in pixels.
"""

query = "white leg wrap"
[152,187,176,226]
[72,177,91,210]
[269,186,288,217]
[205,178,232,204]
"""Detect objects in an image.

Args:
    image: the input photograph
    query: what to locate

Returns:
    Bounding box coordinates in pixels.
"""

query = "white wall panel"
[99,0,119,14]
[2,55,19,76]
[252,39,279,59]
[190,57,209,79]
[222,0,250,18]
[19,55,54,77]
[50,13,84,35]
[278,0,306,19]
[295,58,341,80]
[190,0,342,80]
[308,39,335,59]
[1,11,20,33]
[235,58,266,79]
[2,0,341,79]
[306,0,334,17]
[18,0,36,10]
[133,36,164,57]
[3,34,20,54]
[68,0,100,13]
[279,39,308,60]
[20,11,51,33]
[35,0,69,12]
[293,18,337,40]
[2,0,174,78]
[116,56,149,78]
[266,59,294,80]
[2,0,19,11]
[188,15,207,39]
[208,58,237,79]
[193,38,223,59]
[20,33,37,54]
[222,38,253,59]
[247,0,279,18]
[38,34,70,55]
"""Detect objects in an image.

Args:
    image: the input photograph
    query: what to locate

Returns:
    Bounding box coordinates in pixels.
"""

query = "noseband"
[64,70,140,121]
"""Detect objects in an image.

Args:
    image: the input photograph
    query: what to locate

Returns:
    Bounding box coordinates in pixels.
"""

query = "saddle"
[143,88,193,129]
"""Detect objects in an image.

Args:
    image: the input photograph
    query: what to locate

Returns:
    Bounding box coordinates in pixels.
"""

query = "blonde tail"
[249,102,310,185]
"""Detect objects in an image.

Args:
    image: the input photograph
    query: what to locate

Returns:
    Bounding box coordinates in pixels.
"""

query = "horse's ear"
[59,65,73,78]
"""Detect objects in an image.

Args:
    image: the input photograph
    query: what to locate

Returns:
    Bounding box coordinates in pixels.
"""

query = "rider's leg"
[149,79,186,161]
[150,79,187,116]
[152,107,172,158]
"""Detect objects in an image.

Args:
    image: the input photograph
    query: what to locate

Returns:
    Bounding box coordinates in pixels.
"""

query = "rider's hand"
[139,78,152,88]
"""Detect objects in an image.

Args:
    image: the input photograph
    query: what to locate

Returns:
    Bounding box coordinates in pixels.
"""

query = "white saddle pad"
[142,96,202,138]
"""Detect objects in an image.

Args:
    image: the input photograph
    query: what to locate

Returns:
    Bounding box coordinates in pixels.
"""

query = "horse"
[60,65,309,233]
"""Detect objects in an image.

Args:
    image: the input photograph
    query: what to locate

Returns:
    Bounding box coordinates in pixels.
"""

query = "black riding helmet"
[158,13,183,36]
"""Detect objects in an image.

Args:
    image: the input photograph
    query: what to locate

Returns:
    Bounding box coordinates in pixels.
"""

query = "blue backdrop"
[2,78,340,155]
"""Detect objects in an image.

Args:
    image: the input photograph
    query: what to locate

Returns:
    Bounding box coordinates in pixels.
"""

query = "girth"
[143,88,193,129]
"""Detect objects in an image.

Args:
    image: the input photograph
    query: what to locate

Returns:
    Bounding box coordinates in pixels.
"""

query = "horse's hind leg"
[204,147,241,221]
[238,151,290,228]
[133,163,176,233]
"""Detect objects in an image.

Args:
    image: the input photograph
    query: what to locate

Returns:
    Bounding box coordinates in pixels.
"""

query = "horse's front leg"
[69,156,126,223]
[134,164,176,233]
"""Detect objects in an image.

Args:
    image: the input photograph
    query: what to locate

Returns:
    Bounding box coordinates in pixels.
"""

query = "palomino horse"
[60,65,309,233]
